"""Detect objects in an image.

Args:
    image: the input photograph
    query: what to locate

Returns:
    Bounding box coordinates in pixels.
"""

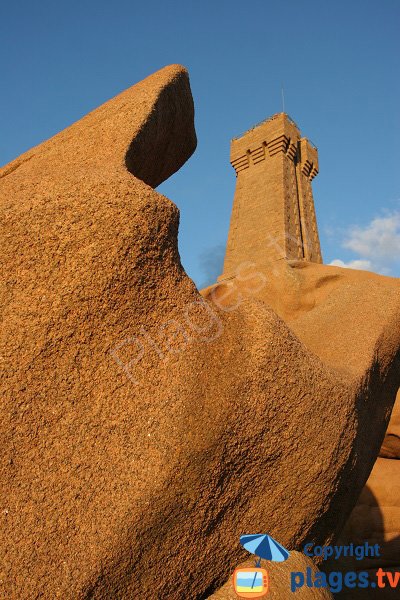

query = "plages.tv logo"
[233,534,290,598]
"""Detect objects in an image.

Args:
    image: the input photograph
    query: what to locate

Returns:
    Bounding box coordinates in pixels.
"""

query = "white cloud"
[329,259,373,271]
[330,210,400,276]
[343,212,400,259]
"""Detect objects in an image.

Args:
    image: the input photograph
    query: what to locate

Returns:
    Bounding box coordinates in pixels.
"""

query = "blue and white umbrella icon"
[240,533,290,566]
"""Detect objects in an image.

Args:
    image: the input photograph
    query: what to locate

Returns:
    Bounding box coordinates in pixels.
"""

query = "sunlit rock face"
[1,65,399,599]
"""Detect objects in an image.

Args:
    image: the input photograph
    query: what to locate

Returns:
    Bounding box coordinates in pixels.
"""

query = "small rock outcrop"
[207,554,334,599]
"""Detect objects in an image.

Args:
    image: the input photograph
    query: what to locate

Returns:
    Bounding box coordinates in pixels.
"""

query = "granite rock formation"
[1,65,400,599]
[323,388,400,599]
[323,458,400,599]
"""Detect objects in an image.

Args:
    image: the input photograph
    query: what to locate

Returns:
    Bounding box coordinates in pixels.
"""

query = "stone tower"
[220,113,322,280]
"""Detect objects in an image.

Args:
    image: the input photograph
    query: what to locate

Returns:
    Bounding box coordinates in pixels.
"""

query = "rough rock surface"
[1,65,400,599]
[323,458,400,599]
[207,554,333,599]
[380,389,400,458]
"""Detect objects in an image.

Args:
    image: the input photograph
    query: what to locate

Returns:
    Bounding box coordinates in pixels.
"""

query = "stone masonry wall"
[221,113,322,279]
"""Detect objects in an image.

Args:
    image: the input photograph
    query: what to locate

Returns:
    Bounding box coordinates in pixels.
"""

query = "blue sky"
[1,0,399,286]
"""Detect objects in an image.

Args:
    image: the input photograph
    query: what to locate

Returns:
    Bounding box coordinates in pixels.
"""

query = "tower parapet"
[220,113,322,280]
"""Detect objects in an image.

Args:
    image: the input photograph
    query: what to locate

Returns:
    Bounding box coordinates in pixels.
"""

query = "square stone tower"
[220,113,322,280]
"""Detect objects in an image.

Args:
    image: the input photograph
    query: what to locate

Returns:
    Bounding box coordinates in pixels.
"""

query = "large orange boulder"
[323,457,400,599]
[1,65,400,599]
